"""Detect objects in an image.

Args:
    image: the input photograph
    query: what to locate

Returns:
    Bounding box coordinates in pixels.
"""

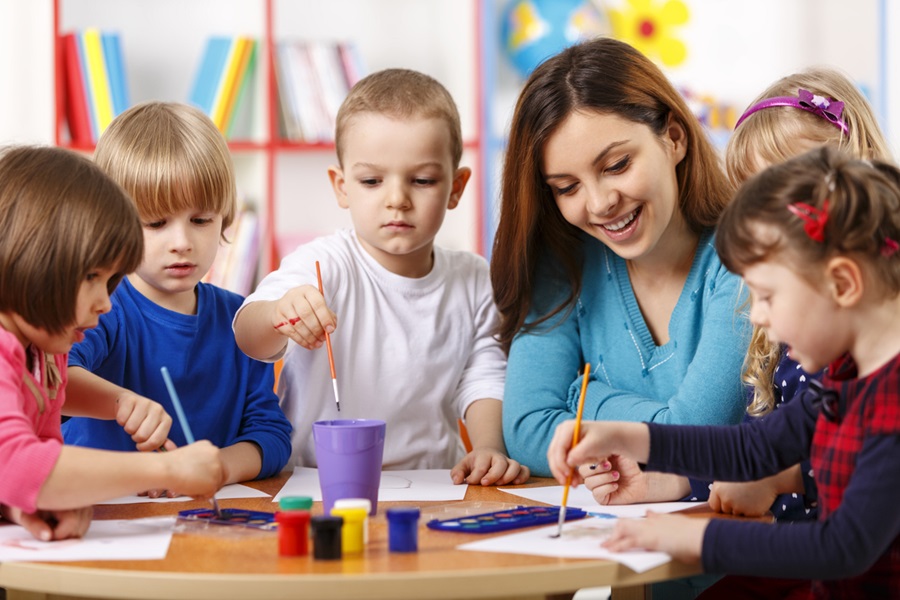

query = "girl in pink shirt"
[0,146,225,541]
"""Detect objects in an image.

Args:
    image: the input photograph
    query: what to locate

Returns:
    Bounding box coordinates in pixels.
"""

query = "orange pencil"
[555,362,590,538]
[316,261,341,412]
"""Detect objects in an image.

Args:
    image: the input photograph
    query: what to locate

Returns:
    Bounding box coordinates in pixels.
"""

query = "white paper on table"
[458,517,671,573]
[499,486,701,518]
[98,483,270,505]
[0,517,176,562]
[272,467,468,503]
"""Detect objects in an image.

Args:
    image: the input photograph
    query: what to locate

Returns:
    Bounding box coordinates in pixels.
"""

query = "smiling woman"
[490,37,751,598]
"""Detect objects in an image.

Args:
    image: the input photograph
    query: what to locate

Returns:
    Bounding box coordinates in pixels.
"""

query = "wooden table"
[0,474,709,600]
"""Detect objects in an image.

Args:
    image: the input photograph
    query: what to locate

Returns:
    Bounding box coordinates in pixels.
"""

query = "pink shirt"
[0,327,66,513]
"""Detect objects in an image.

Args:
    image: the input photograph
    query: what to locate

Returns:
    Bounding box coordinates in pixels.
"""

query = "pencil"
[556,362,590,538]
[316,260,341,412]
[160,366,222,517]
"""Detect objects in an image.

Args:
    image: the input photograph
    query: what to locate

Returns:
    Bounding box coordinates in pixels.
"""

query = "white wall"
[0,0,55,144]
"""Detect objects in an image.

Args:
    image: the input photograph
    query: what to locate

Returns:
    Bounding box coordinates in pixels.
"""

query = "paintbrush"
[160,366,222,518]
[554,362,590,538]
[315,260,341,412]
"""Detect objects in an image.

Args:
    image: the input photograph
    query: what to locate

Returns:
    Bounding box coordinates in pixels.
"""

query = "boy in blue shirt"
[63,102,292,487]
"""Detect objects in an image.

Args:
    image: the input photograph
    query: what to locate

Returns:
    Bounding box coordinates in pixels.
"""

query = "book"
[61,32,92,145]
[101,31,130,117]
[188,36,232,118]
[210,37,245,131]
[222,37,257,137]
[82,28,115,138]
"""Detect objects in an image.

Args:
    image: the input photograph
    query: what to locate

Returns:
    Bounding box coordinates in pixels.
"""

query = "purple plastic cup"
[312,419,386,516]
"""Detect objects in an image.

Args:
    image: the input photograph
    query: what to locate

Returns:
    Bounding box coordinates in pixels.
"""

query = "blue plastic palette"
[177,508,278,531]
[426,505,587,534]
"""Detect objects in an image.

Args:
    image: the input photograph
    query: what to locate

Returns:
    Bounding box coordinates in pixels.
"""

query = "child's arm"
[450,398,530,486]
[64,367,173,452]
[36,442,225,510]
[219,442,263,485]
[234,286,336,358]
[709,465,805,517]
[604,511,709,563]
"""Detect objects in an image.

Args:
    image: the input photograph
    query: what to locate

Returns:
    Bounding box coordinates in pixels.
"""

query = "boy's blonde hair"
[94,102,237,235]
[334,68,463,169]
[726,67,893,186]
[0,146,143,334]
[726,68,893,416]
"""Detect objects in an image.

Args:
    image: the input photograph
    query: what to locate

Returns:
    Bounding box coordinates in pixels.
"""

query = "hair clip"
[787,199,829,243]
[734,88,849,136]
[881,237,899,258]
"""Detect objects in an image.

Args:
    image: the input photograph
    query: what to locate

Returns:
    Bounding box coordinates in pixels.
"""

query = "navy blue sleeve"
[702,434,900,579]
[644,390,818,482]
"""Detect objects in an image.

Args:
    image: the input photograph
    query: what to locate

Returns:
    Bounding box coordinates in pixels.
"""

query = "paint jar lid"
[311,515,343,531]
[386,507,421,522]
[331,506,367,523]
[333,498,371,512]
[280,496,313,511]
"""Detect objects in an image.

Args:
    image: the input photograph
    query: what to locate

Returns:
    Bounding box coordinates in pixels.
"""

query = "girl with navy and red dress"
[547,146,900,599]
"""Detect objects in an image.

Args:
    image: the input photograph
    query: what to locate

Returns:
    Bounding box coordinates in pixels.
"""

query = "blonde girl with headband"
[0,146,224,542]
[709,67,894,511]
[548,146,900,599]
[694,69,896,598]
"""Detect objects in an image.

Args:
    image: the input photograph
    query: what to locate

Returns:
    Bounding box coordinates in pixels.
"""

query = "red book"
[61,33,92,146]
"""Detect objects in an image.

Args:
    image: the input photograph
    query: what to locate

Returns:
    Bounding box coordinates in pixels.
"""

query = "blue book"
[189,36,233,117]
[75,31,99,143]
[101,32,130,117]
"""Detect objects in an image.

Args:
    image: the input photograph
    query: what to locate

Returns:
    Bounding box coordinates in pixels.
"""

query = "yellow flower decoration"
[608,0,689,67]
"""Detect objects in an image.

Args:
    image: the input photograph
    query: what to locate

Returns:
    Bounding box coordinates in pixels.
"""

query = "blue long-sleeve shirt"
[63,277,292,479]
[503,230,750,476]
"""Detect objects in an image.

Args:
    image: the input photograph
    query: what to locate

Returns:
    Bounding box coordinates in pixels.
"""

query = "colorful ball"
[501,0,610,78]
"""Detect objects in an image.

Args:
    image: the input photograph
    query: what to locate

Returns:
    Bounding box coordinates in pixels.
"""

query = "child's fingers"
[16,511,54,541]
[478,456,514,486]
[547,420,577,482]
[490,458,529,486]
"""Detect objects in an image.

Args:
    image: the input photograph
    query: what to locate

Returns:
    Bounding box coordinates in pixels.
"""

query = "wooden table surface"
[0,474,712,600]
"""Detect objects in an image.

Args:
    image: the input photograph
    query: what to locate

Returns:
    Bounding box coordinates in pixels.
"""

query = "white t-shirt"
[238,229,506,469]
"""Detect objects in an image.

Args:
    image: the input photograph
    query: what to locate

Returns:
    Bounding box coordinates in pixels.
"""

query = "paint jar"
[311,515,343,560]
[330,506,367,554]
[386,507,420,552]
[333,498,372,543]
[275,496,313,557]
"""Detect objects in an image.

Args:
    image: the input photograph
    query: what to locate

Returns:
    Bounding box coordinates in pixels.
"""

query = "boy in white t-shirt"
[234,68,528,485]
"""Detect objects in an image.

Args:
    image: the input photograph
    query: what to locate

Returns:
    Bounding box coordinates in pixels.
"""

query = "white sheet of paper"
[458,517,671,573]
[0,517,175,562]
[272,467,467,503]
[498,486,700,518]
[98,483,270,505]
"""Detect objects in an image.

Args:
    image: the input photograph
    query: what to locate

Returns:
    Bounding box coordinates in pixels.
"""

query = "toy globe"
[501,0,610,78]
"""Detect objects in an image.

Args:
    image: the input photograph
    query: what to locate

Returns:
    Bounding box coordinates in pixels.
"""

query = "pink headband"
[734,88,849,136]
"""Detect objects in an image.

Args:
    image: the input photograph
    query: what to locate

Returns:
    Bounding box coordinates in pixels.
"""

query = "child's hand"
[1,505,92,541]
[161,441,225,500]
[580,454,647,505]
[450,448,531,486]
[602,512,708,563]
[272,285,338,350]
[115,392,174,452]
[709,479,778,517]
[547,420,650,487]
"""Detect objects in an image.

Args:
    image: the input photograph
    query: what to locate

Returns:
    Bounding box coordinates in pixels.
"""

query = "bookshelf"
[53,0,487,286]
